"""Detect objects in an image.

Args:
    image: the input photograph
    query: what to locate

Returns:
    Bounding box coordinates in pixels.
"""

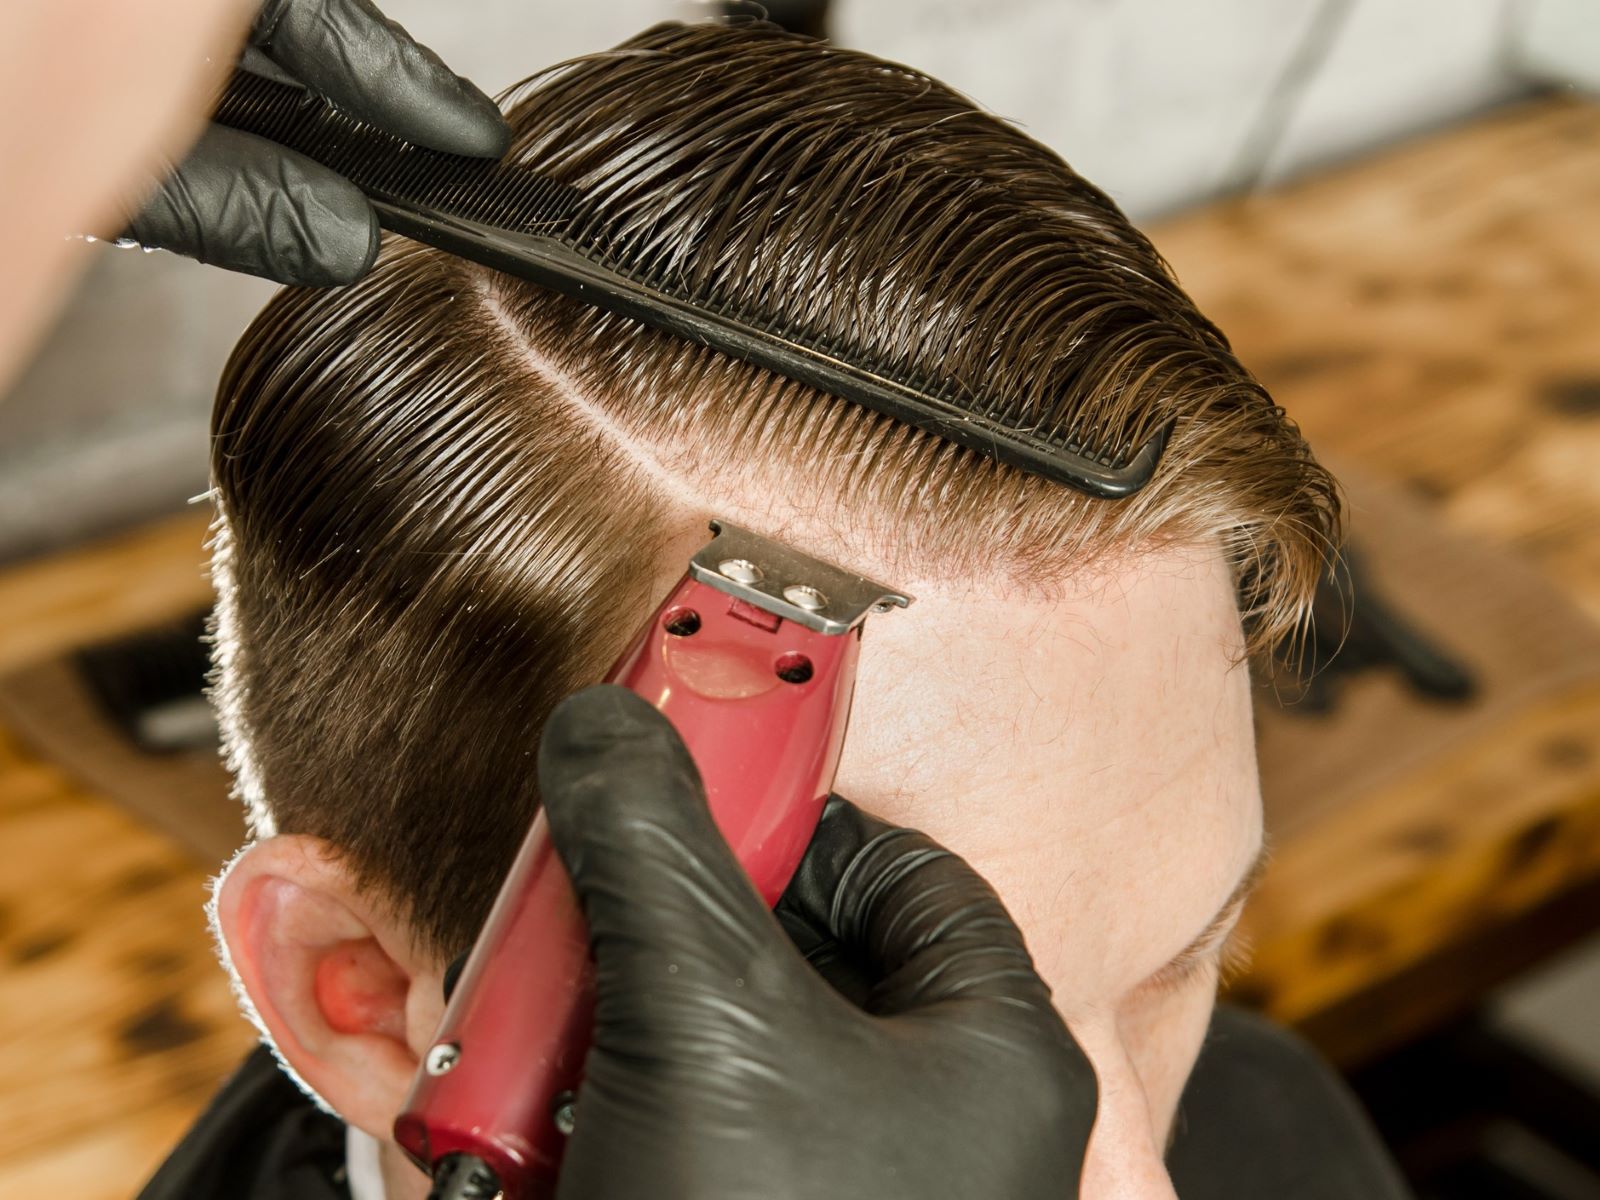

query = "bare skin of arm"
[1,0,252,391]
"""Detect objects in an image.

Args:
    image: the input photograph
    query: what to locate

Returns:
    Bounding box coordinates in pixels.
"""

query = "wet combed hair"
[211,21,1338,958]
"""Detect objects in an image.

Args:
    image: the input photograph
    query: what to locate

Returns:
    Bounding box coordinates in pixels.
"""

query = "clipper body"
[395,522,908,1198]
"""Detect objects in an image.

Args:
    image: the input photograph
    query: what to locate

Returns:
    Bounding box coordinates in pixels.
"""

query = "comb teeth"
[215,72,582,233]
[212,68,1167,499]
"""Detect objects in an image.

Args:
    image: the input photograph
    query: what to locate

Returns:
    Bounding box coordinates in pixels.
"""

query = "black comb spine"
[377,202,1168,497]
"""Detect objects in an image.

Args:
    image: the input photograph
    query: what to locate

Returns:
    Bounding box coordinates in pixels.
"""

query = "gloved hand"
[123,0,509,286]
[536,685,1098,1199]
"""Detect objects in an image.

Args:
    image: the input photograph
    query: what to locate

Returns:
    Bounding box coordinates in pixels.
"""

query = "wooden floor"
[0,720,252,1197]
[0,512,243,1197]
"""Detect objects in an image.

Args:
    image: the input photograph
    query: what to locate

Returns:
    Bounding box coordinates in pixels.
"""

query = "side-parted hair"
[211,21,1338,957]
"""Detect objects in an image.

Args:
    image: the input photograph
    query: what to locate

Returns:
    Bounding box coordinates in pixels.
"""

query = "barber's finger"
[253,0,510,157]
[126,124,377,286]
[538,686,805,997]
[775,901,876,1007]
[777,796,1057,1018]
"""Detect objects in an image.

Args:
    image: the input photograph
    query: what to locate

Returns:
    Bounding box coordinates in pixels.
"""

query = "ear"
[212,834,447,1138]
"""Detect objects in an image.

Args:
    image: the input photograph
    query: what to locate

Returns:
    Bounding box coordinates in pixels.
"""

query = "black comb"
[214,68,1168,498]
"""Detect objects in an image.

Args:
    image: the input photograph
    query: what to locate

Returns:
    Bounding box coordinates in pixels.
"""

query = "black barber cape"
[138,1009,1416,1200]
[137,1046,352,1200]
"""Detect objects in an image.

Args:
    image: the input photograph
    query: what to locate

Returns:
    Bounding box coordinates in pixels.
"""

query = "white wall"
[840,0,1525,218]
[0,0,1548,558]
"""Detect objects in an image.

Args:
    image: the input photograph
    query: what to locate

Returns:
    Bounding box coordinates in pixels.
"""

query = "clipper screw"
[783,585,827,612]
[425,1042,461,1076]
[552,1090,578,1135]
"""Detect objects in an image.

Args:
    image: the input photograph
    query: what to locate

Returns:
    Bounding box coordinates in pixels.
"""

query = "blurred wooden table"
[4,94,1600,1191]
[1155,95,1600,1064]
[0,512,249,1199]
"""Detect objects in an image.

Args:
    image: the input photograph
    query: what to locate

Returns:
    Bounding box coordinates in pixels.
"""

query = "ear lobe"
[213,834,432,1138]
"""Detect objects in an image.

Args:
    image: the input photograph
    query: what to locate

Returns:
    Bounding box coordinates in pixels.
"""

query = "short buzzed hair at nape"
[208,20,1338,960]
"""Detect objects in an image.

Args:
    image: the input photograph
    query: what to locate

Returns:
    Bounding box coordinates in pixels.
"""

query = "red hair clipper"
[395,521,910,1198]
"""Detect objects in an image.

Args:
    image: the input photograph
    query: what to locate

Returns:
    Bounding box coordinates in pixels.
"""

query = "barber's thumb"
[538,686,786,978]
[125,125,379,286]
[780,797,1057,1018]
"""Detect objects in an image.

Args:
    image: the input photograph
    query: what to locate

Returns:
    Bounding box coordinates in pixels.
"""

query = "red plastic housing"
[394,573,865,1196]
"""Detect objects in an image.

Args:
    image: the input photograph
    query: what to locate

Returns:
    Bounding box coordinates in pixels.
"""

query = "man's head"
[206,21,1336,1198]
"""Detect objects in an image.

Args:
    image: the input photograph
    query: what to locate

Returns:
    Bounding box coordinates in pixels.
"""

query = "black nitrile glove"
[537,685,1097,1200]
[124,0,510,286]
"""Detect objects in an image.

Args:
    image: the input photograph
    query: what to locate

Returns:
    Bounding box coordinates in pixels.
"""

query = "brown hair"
[210,21,1337,958]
